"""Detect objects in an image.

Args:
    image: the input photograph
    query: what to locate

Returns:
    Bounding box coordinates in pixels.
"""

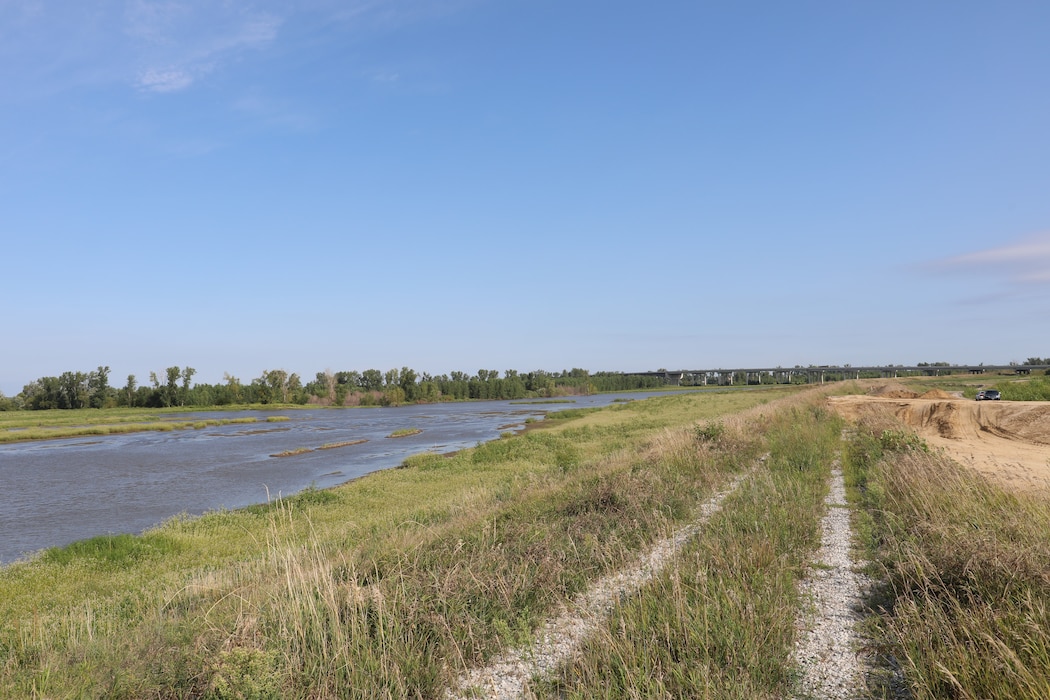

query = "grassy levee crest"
[537,395,845,698]
[2,386,829,698]
[844,408,1050,699]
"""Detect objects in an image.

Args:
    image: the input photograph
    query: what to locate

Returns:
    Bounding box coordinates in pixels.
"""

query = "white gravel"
[446,471,751,700]
[793,463,873,699]
[447,459,894,700]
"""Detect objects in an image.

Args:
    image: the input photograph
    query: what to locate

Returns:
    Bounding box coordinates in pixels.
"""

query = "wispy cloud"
[125,2,283,93]
[1,1,477,100]
[371,70,401,83]
[136,68,194,93]
[931,232,1050,287]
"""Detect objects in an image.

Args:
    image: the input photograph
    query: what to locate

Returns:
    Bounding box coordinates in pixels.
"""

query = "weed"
[879,429,929,453]
[694,420,725,444]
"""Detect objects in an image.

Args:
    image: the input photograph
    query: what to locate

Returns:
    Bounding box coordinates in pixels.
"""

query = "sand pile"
[920,389,957,399]
[869,383,919,399]
[828,394,1050,490]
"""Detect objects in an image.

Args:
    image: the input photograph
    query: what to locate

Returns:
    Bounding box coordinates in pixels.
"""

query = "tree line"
[0,366,666,411]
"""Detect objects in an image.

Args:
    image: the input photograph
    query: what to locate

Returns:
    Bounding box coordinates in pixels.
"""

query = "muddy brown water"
[0,392,673,565]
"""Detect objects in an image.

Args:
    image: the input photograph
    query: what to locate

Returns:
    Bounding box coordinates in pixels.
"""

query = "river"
[0,392,675,565]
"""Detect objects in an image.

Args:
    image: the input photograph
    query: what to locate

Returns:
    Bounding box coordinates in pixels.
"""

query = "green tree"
[336,371,361,388]
[164,366,181,407]
[319,370,336,403]
[219,373,242,405]
[123,374,137,407]
[59,371,88,409]
[264,370,288,403]
[180,367,196,406]
[88,366,111,408]
[286,373,303,403]
[399,366,418,401]
[360,369,383,392]
[251,373,273,404]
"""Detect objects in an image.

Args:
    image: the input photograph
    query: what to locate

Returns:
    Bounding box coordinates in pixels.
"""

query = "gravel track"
[793,462,873,699]
[446,471,752,700]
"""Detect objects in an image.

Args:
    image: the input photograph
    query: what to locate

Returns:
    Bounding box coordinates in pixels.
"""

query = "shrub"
[694,421,725,444]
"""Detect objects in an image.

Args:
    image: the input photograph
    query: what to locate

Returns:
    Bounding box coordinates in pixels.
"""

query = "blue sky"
[2,1,1049,395]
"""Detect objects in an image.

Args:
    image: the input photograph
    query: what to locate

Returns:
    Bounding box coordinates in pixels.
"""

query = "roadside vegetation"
[982,374,1050,400]
[844,409,1050,699]
[889,371,1050,402]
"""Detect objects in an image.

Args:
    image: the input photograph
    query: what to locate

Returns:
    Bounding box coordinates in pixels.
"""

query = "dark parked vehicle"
[976,389,1001,401]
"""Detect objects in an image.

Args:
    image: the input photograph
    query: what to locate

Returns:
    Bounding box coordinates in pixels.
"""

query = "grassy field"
[3,380,1049,698]
[903,371,1050,400]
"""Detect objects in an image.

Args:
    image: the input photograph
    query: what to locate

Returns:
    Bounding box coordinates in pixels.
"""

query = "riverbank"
[0,389,699,444]
[0,390,698,564]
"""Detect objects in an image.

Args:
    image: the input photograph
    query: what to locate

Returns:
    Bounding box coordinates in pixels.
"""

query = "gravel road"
[793,463,872,699]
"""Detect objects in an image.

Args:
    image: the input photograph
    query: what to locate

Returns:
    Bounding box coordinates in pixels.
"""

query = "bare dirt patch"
[829,395,1050,490]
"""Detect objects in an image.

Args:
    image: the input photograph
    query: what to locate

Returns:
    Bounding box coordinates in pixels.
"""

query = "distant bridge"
[626,365,1050,386]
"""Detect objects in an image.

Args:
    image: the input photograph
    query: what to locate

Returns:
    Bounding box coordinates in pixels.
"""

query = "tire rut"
[446,468,754,700]
[793,462,873,699]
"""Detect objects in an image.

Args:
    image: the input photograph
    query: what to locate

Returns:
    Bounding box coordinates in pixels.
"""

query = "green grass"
[986,375,1050,400]
[901,372,1050,401]
[0,387,800,698]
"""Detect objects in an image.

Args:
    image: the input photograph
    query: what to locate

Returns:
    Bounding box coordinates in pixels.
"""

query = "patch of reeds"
[0,416,260,443]
[273,440,369,458]
[386,428,422,438]
[317,439,367,450]
[845,411,1050,699]
[271,447,312,458]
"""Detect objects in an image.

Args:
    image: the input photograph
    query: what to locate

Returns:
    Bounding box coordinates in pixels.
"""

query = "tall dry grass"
[845,412,1050,699]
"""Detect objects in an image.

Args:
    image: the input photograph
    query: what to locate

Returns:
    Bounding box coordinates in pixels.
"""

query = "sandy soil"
[828,386,1050,491]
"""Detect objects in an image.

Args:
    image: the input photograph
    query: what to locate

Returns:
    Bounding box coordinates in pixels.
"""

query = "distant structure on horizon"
[626,364,1050,386]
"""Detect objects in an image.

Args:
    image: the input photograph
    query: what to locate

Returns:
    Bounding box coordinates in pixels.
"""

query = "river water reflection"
[0,392,675,564]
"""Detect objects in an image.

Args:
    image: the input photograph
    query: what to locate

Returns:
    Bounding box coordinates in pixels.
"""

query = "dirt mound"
[919,389,958,400]
[869,383,919,399]
[828,395,1050,491]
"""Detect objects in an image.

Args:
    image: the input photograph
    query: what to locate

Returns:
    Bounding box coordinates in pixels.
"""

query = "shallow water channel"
[0,392,670,565]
